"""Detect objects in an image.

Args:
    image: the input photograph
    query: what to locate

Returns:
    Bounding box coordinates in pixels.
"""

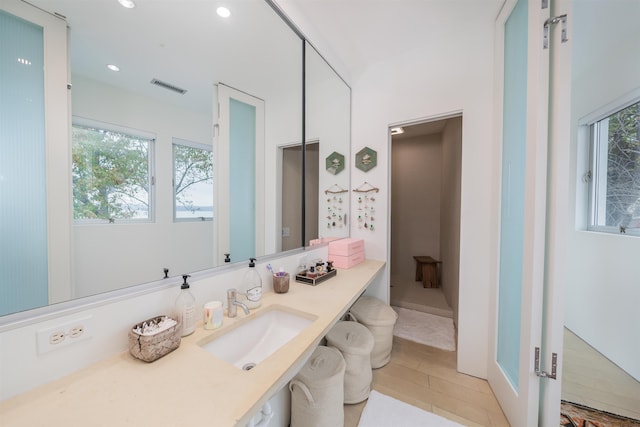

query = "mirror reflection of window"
[172,139,214,221]
[72,119,154,222]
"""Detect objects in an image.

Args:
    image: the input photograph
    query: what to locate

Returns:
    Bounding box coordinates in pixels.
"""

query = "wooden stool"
[413,256,441,288]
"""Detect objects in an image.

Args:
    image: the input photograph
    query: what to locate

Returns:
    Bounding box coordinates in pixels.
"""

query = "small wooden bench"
[413,256,441,288]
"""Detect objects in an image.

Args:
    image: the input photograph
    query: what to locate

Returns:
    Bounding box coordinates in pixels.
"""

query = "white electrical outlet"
[36,315,93,354]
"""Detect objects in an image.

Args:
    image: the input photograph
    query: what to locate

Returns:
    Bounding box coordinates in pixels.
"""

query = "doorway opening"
[389,114,462,335]
[281,141,319,251]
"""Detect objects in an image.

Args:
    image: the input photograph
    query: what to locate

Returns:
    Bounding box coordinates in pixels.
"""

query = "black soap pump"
[174,274,196,336]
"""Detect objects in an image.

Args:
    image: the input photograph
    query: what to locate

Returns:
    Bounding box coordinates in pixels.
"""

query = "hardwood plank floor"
[344,336,510,427]
[562,328,640,421]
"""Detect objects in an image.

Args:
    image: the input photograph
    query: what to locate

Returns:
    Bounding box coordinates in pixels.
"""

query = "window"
[72,119,154,222]
[173,139,213,221]
[588,100,640,234]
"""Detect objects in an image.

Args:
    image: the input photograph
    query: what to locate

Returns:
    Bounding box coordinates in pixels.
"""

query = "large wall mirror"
[304,42,351,247]
[0,0,351,320]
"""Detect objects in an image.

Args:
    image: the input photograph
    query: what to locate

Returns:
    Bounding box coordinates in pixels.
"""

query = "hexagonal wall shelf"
[325,151,345,175]
[355,146,377,172]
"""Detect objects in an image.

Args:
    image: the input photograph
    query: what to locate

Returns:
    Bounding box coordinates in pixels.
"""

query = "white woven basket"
[128,315,181,363]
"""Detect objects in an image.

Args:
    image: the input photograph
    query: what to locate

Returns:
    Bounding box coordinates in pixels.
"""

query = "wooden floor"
[344,336,510,427]
[562,328,640,421]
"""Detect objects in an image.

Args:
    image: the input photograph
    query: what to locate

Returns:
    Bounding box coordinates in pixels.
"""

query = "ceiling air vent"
[150,78,187,95]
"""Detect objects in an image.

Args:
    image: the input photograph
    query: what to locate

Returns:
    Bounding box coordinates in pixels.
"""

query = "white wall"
[565,1,640,380]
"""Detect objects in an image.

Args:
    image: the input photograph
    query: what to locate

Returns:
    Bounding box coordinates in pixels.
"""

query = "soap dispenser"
[241,258,262,309]
[175,274,196,336]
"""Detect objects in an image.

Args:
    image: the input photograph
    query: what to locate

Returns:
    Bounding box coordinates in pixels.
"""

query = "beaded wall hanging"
[354,182,379,231]
[324,184,348,229]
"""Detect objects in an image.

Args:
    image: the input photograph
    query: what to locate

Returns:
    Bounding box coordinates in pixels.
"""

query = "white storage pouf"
[289,346,346,427]
[326,321,374,404]
[348,296,398,368]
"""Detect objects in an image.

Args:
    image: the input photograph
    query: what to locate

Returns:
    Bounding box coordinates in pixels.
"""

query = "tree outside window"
[72,124,152,221]
[173,140,213,220]
[590,101,640,232]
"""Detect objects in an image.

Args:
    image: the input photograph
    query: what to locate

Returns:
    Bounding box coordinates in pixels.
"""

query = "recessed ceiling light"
[118,0,135,9]
[216,6,231,18]
[390,127,405,135]
[107,64,120,72]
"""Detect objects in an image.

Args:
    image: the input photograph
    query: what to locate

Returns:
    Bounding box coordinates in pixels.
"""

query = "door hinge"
[534,347,557,380]
[541,0,548,9]
[543,14,568,49]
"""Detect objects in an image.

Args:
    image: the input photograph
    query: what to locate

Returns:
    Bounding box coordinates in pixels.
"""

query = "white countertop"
[0,260,385,427]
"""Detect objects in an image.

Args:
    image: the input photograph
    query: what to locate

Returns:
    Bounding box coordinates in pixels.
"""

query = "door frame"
[386,110,462,324]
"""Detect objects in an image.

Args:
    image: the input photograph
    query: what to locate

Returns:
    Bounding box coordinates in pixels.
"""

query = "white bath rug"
[392,306,456,351]
[358,390,465,427]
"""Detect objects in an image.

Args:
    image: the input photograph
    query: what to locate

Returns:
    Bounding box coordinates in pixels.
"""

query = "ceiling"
[392,119,448,140]
[281,0,506,81]
[26,0,302,113]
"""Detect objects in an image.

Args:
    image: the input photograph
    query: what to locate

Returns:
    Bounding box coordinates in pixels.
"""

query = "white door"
[215,84,265,265]
[488,0,564,424]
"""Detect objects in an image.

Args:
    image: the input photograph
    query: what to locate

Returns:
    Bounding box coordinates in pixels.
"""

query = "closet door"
[487,0,560,424]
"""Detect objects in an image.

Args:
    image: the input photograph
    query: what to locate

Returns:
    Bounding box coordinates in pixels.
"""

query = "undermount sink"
[199,305,316,370]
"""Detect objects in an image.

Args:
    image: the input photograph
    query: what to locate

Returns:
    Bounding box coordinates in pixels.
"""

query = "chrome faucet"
[227,288,249,317]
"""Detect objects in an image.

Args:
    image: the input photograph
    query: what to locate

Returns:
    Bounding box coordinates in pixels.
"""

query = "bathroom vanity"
[0,260,385,427]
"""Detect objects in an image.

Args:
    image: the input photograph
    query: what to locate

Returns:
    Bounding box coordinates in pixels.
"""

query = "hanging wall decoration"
[324,184,348,229]
[355,146,377,172]
[353,181,379,231]
[325,151,345,175]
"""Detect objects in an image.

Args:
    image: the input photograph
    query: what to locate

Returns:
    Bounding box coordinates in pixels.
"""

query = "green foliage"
[72,125,150,220]
[606,102,640,226]
[173,144,213,215]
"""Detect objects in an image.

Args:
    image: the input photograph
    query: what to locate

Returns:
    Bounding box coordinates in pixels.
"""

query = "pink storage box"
[330,251,365,269]
[328,238,364,256]
[329,238,365,269]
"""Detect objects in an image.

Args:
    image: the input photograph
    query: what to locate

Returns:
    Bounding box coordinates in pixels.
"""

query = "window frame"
[71,116,156,224]
[584,93,640,237]
[172,138,214,223]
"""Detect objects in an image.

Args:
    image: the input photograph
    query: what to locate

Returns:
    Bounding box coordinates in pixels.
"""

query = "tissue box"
[128,315,181,362]
[329,238,365,269]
